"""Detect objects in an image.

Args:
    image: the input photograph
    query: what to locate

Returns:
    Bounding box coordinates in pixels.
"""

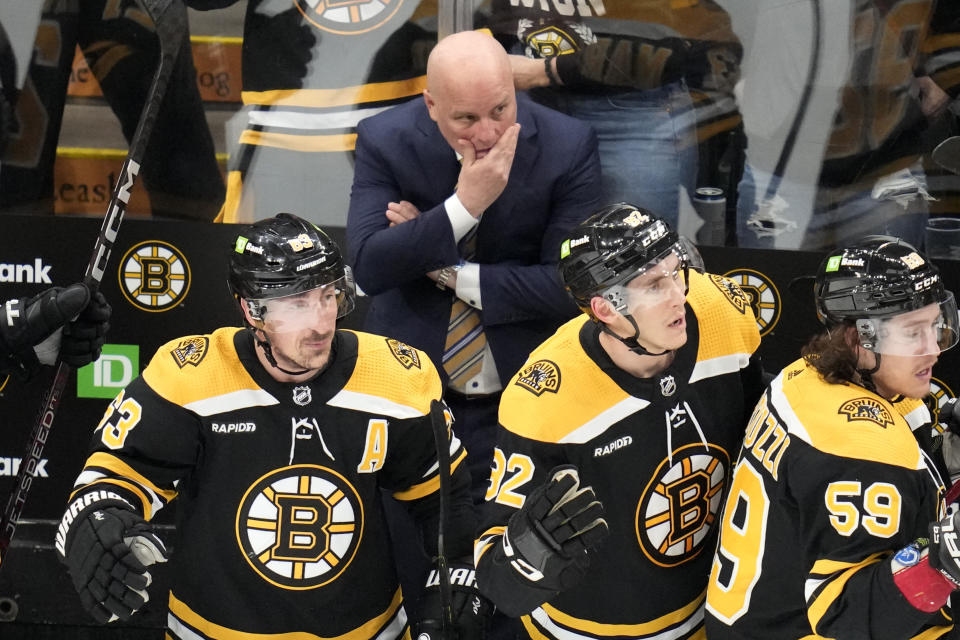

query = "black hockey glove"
[60,288,111,367]
[940,398,960,436]
[502,465,608,592]
[57,500,168,624]
[0,284,94,377]
[413,561,494,640]
[929,510,960,589]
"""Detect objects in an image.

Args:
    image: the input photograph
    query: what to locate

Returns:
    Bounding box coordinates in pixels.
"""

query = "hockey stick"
[932,136,960,176]
[428,399,455,639]
[0,0,186,567]
[746,0,821,239]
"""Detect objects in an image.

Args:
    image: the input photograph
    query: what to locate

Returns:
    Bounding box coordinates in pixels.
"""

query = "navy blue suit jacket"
[346,94,601,386]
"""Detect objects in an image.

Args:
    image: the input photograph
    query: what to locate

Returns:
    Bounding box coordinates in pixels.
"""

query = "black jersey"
[705,358,951,640]
[62,327,474,639]
[185,0,437,222]
[475,270,762,639]
[486,0,743,144]
[1,0,222,218]
[818,0,960,187]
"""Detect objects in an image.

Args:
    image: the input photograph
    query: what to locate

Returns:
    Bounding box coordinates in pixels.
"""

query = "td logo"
[77,344,140,399]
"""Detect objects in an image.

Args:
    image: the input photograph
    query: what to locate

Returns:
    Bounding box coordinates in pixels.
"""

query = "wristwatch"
[436,262,463,291]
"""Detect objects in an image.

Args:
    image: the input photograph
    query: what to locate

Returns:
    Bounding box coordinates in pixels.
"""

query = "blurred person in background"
[0,0,224,220]
[485,0,746,243]
[736,0,960,250]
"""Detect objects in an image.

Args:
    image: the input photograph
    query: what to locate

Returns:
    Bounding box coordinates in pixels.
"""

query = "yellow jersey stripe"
[238,130,358,153]
[85,451,177,504]
[168,586,406,639]
[242,76,427,108]
[807,553,885,632]
[392,450,467,501]
[539,591,704,636]
[473,526,506,566]
[77,478,155,520]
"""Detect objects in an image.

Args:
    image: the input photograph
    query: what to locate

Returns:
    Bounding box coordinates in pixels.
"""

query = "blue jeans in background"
[529,82,698,227]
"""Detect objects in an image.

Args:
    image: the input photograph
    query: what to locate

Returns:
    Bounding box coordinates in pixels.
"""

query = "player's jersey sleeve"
[473,416,571,616]
[474,317,616,616]
[922,0,960,99]
[707,361,950,640]
[65,330,244,521]
[338,332,476,558]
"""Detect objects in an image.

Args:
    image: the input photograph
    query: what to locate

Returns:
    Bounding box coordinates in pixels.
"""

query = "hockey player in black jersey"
[473,203,764,639]
[56,213,490,639]
[706,236,960,639]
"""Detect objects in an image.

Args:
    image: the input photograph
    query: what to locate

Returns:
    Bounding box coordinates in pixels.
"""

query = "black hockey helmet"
[228,213,356,321]
[814,235,958,355]
[558,203,702,317]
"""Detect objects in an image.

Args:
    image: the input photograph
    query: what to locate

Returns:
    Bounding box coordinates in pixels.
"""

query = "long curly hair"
[801,322,862,386]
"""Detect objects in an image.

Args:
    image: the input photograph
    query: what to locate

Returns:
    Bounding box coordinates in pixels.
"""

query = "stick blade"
[933,136,960,175]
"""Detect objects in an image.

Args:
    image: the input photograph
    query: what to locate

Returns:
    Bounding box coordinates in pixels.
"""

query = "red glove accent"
[891,545,957,613]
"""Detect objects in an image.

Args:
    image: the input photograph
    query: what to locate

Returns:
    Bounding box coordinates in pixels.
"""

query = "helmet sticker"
[287,234,315,252]
[622,210,650,227]
[901,252,925,269]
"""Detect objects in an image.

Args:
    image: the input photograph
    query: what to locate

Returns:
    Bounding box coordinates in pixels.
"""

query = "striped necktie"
[442,225,485,393]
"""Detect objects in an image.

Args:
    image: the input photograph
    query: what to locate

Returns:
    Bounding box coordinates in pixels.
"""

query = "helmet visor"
[604,244,691,313]
[247,271,356,333]
[856,291,960,356]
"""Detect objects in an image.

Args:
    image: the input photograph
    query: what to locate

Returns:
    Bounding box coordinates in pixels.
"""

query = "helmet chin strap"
[246,325,313,377]
[600,314,671,357]
[857,350,881,395]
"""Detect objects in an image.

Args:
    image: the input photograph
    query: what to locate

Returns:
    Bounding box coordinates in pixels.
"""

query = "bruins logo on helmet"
[514,360,561,396]
[838,398,894,428]
[236,464,363,590]
[118,240,191,312]
[707,274,750,316]
[170,337,208,368]
[926,377,955,435]
[635,443,729,567]
[722,269,782,336]
[386,338,420,370]
[295,0,404,35]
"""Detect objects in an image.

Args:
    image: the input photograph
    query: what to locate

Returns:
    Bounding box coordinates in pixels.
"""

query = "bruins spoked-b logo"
[838,398,895,428]
[522,24,581,57]
[295,0,404,35]
[118,240,190,312]
[236,464,363,590]
[636,443,729,567]
[722,268,782,337]
[386,338,420,370]
[170,337,208,368]
[926,377,955,434]
[514,360,561,396]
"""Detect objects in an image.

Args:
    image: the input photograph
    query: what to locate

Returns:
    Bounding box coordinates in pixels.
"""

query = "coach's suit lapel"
[477,100,539,256]
[414,104,461,201]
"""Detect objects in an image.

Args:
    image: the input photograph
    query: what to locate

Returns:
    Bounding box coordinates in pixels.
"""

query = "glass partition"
[1,0,958,251]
